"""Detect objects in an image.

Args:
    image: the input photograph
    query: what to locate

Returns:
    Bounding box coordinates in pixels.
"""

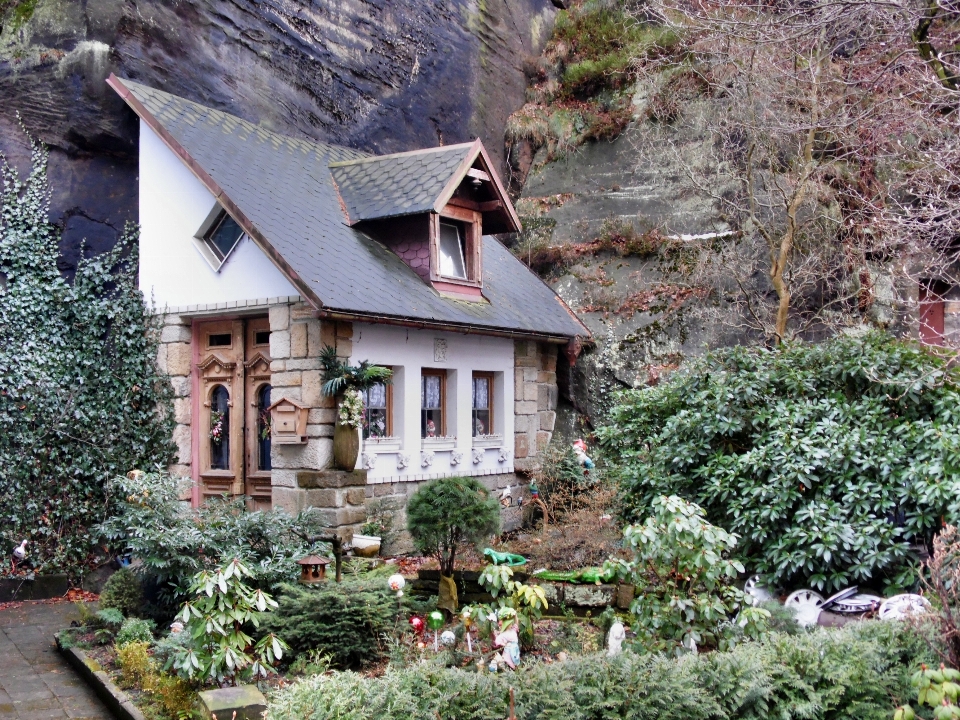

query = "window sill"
[472,434,503,448]
[364,436,402,452]
[422,436,457,451]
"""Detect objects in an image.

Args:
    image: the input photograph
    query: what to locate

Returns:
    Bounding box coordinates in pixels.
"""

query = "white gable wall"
[350,323,515,482]
[138,120,298,310]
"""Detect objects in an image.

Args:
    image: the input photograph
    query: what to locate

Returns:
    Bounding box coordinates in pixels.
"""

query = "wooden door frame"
[190,314,272,508]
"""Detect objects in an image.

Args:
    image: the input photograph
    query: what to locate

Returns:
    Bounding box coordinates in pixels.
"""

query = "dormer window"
[194,204,245,271]
[438,222,467,279]
[430,209,481,293]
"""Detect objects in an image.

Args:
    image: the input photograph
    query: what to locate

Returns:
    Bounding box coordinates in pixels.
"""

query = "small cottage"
[108,75,589,540]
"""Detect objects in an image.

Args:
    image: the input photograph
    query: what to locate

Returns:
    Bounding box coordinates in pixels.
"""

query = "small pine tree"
[407,476,500,612]
[0,133,173,574]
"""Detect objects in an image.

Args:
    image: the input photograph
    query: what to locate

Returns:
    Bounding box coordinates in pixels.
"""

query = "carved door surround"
[193,317,272,509]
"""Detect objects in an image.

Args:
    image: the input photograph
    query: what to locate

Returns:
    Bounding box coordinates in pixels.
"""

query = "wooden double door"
[195,317,273,509]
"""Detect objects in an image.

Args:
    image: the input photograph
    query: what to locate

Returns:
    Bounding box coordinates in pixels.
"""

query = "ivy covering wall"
[0,138,173,575]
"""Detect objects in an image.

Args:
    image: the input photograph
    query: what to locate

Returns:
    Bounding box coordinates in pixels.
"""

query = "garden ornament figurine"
[607,621,626,657]
[483,548,528,566]
[462,608,474,652]
[427,610,444,651]
[572,439,595,469]
[11,539,26,570]
[493,607,520,669]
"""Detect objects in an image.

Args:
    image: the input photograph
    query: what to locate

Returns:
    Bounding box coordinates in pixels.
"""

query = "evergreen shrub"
[98,568,144,617]
[259,579,398,670]
[0,138,173,574]
[97,470,331,613]
[115,617,154,648]
[268,621,932,720]
[596,332,960,592]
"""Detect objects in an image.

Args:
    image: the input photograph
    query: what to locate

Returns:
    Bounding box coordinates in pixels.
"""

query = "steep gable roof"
[109,76,589,341]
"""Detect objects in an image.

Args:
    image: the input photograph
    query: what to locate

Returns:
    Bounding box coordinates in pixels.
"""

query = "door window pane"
[473,375,491,436]
[438,223,466,279]
[422,373,443,437]
[362,382,389,439]
[257,384,272,471]
[210,385,230,470]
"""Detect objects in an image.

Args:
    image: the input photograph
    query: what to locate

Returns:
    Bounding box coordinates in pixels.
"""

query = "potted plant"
[320,345,392,471]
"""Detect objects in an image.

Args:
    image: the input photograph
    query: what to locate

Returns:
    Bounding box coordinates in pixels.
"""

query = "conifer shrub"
[258,579,398,670]
[0,138,173,574]
[596,332,960,592]
[407,476,500,611]
[267,621,933,720]
[98,568,144,617]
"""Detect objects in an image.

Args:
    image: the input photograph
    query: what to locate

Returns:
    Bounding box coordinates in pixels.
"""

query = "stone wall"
[155,312,193,488]
[513,340,559,473]
[269,302,352,509]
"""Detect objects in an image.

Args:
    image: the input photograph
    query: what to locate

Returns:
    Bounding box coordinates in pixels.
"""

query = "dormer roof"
[330,141,520,234]
[108,75,589,342]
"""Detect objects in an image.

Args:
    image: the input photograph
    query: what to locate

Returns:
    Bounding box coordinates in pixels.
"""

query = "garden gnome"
[607,621,626,657]
[572,439,595,469]
[493,608,521,669]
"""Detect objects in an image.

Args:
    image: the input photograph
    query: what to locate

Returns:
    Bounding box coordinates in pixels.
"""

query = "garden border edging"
[56,636,148,720]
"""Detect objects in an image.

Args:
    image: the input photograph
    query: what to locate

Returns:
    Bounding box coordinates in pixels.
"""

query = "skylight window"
[193,205,246,271]
[438,222,466,279]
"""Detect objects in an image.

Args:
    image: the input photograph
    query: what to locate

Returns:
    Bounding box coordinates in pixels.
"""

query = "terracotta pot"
[333,422,360,471]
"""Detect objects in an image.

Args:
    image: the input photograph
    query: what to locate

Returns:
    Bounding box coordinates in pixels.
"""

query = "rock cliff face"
[0,0,557,274]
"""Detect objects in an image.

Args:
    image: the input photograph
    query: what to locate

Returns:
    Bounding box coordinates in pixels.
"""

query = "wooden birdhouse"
[297,555,330,583]
[267,397,308,445]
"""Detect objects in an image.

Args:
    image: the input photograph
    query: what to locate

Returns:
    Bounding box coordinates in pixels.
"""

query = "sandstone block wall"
[156,312,193,494]
[268,303,352,493]
[513,340,559,472]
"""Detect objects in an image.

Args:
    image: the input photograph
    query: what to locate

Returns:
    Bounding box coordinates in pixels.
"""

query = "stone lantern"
[297,555,330,584]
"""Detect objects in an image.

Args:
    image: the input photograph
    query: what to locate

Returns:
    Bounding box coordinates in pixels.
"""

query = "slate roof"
[111,77,589,340]
[329,146,473,223]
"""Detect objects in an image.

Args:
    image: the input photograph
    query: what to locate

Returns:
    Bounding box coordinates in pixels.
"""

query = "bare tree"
[630,0,960,343]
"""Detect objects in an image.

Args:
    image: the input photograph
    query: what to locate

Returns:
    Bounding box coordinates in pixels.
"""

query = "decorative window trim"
[421,368,447,438]
[472,371,494,437]
[193,203,246,272]
[422,436,457,451]
[364,436,402,452]
[472,433,503,449]
[361,376,393,440]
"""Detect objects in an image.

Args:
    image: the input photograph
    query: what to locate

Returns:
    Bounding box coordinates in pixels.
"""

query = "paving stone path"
[0,601,113,719]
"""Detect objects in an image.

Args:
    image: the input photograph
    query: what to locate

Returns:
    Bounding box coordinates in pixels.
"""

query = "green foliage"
[259,579,399,670]
[553,1,680,97]
[99,568,144,617]
[606,495,768,653]
[319,345,392,397]
[895,664,960,720]
[406,476,501,576]
[597,332,960,592]
[268,621,931,720]
[96,470,330,612]
[468,564,549,648]
[0,140,174,574]
[172,558,288,686]
[116,640,153,688]
[115,617,155,648]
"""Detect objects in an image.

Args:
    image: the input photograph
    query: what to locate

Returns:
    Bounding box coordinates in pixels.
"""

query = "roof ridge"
[327,142,475,168]
[119,78,372,162]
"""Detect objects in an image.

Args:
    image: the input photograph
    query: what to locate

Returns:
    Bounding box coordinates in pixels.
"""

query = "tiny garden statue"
[406,476,501,613]
[492,607,521,669]
[319,345,392,471]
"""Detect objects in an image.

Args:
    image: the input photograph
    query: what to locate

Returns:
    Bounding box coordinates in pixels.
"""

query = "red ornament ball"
[409,616,425,636]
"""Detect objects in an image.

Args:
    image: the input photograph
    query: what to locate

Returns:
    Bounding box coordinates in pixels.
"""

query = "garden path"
[0,601,112,719]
